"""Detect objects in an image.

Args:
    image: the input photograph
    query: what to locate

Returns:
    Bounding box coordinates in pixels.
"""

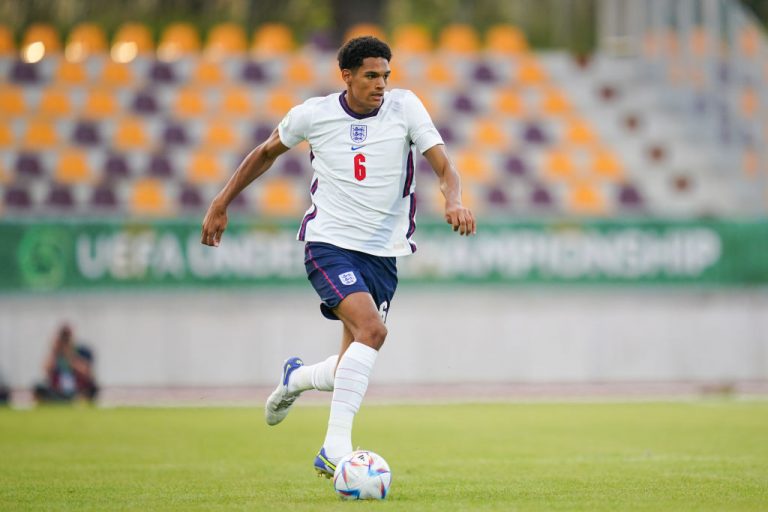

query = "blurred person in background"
[33,323,98,404]
[201,36,475,477]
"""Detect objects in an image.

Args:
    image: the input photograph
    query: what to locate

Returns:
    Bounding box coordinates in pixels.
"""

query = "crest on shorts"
[350,124,367,144]
[339,271,357,285]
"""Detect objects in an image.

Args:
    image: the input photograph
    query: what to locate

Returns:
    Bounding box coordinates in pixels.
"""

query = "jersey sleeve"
[277,102,311,148]
[403,90,444,154]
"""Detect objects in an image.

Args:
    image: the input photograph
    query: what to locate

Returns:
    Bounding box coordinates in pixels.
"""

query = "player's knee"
[358,321,387,350]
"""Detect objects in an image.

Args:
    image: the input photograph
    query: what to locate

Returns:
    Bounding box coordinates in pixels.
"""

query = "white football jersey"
[278,88,443,257]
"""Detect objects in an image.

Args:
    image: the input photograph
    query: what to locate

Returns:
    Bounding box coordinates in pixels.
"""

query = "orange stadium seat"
[424,60,456,85]
[565,118,598,146]
[82,88,120,119]
[265,89,298,119]
[252,23,295,56]
[0,157,9,183]
[740,87,759,118]
[113,117,149,149]
[54,149,92,184]
[55,60,88,84]
[99,60,134,85]
[543,148,576,181]
[437,24,480,54]
[38,88,73,117]
[0,86,27,117]
[591,148,624,181]
[0,25,15,56]
[738,25,760,58]
[65,22,108,61]
[192,60,226,85]
[201,121,240,149]
[454,149,491,184]
[471,118,507,149]
[517,57,547,85]
[188,150,225,184]
[22,23,61,59]
[130,178,170,215]
[158,22,200,61]
[540,87,573,116]
[392,24,432,54]
[284,55,315,85]
[261,178,300,216]
[485,24,528,55]
[205,22,247,58]
[0,123,13,148]
[569,182,608,215]
[173,87,208,119]
[22,119,58,149]
[493,89,524,116]
[111,22,154,62]
[219,86,254,118]
[344,23,387,43]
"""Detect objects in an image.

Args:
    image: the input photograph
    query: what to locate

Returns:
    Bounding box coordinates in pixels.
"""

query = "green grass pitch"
[1,401,767,511]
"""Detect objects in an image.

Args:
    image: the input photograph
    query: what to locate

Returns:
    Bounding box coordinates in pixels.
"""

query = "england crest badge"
[350,124,367,144]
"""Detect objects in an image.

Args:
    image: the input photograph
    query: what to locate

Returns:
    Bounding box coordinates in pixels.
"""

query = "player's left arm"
[423,144,476,236]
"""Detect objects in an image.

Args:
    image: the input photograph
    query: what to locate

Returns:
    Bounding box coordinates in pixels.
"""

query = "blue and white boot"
[264,357,303,426]
[313,447,338,479]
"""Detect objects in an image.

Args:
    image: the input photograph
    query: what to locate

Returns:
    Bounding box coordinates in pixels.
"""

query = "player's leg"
[315,291,385,477]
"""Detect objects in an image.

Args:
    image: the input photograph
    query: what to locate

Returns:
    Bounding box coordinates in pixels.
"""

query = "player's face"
[343,57,391,114]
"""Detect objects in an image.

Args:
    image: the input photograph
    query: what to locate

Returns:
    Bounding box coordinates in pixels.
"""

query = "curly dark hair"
[337,36,392,70]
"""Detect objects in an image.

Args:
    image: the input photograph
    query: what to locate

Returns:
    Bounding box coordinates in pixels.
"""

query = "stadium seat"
[45,184,75,209]
[202,121,240,149]
[219,86,254,118]
[517,57,547,86]
[0,123,12,147]
[452,93,476,114]
[425,60,456,85]
[0,86,27,117]
[4,185,33,210]
[540,87,573,116]
[148,61,178,83]
[437,24,480,54]
[617,183,644,210]
[129,178,170,215]
[252,23,295,56]
[172,87,208,119]
[279,155,308,178]
[260,178,300,216]
[205,23,247,58]
[344,23,387,43]
[22,119,58,149]
[21,23,61,59]
[543,148,576,181]
[191,59,226,85]
[568,182,608,215]
[55,149,92,184]
[38,88,73,117]
[131,90,160,115]
[188,150,225,184]
[15,152,45,180]
[284,55,315,85]
[454,149,491,184]
[113,117,149,150]
[522,122,549,145]
[504,154,529,178]
[163,121,191,146]
[591,148,624,181]
[564,118,598,146]
[83,88,120,119]
[111,22,154,62]
[9,60,42,83]
[103,153,131,180]
[148,154,175,179]
[740,87,759,118]
[0,158,9,184]
[530,183,555,208]
[738,25,760,58]
[71,120,102,145]
[251,122,275,146]
[179,183,204,211]
[241,60,269,83]
[471,62,497,83]
[54,61,88,84]
[265,89,298,119]
[99,60,134,85]
[158,22,201,60]
[493,89,524,116]
[486,185,511,208]
[90,184,119,210]
[485,24,528,55]
[470,118,507,149]
[0,24,15,56]
[392,24,432,54]
[65,23,108,61]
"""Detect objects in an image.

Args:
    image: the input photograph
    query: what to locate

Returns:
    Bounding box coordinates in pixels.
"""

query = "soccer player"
[200,36,475,477]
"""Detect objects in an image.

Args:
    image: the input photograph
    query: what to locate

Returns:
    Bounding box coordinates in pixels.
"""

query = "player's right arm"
[200,128,289,247]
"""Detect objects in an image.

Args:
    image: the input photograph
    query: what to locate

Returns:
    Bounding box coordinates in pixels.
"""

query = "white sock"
[286,355,338,394]
[323,342,378,461]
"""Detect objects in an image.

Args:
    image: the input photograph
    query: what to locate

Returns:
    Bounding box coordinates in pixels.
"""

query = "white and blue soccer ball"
[333,450,391,500]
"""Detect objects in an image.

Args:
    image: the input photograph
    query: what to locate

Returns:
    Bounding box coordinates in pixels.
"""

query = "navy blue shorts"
[304,242,398,322]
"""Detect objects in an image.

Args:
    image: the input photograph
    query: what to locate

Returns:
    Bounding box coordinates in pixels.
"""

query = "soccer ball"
[333,450,391,500]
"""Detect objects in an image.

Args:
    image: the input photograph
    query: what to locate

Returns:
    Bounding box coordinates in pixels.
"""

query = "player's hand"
[444,203,476,236]
[200,201,228,247]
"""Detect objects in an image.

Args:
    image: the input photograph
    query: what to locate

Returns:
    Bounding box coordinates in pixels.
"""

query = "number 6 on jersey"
[354,153,366,181]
